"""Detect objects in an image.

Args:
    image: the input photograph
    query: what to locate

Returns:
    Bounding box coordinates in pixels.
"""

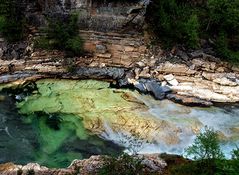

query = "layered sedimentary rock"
[132,54,239,104]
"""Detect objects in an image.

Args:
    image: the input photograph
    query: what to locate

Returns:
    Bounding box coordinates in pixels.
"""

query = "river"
[0,79,238,167]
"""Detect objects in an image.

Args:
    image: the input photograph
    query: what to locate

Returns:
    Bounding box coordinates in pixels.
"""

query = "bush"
[65,36,83,56]
[207,0,239,63]
[169,127,239,175]
[35,13,84,56]
[147,0,239,63]
[99,153,144,175]
[34,37,52,50]
[146,0,200,48]
[184,14,199,49]
[215,32,239,63]
[186,127,224,160]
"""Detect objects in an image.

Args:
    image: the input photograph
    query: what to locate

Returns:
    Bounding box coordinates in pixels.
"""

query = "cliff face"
[37,0,145,32]
[24,0,148,67]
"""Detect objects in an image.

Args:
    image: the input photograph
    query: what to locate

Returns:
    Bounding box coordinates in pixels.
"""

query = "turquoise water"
[0,92,122,168]
[0,79,239,168]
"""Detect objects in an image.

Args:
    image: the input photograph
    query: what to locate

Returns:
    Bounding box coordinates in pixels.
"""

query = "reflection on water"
[0,93,122,168]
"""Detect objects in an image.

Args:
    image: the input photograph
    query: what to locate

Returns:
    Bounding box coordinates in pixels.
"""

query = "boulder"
[138,66,151,78]
[134,82,147,93]
[202,72,238,86]
[144,80,171,100]
[163,74,174,81]
[163,74,179,86]
[176,50,189,61]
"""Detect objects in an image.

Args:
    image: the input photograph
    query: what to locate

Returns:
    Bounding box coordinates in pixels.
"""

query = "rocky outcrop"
[1,48,239,106]
[131,51,239,105]
[0,154,166,175]
[81,31,147,67]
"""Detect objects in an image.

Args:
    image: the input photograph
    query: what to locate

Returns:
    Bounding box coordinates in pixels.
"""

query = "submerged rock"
[16,79,182,146]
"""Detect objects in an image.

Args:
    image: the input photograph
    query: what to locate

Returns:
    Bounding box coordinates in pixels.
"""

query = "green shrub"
[207,0,239,63]
[170,128,239,175]
[232,147,239,160]
[230,147,239,173]
[99,153,144,175]
[215,32,239,63]
[147,0,239,63]
[186,127,224,160]
[184,14,199,49]
[34,37,52,50]
[0,16,5,31]
[66,36,83,56]
[147,0,200,48]
[35,13,83,56]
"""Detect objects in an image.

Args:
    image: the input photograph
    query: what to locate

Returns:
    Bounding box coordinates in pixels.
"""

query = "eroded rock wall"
[81,30,147,67]
[1,0,148,66]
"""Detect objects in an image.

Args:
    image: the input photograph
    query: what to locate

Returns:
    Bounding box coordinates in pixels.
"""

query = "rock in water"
[167,94,213,107]
[144,80,171,100]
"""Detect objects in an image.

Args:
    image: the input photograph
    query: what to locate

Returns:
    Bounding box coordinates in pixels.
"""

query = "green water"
[1,78,239,167]
[0,89,122,168]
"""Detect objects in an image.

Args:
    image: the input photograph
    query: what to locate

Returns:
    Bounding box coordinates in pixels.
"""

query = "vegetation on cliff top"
[34,13,84,56]
[1,0,238,62]
[147,0,239,63]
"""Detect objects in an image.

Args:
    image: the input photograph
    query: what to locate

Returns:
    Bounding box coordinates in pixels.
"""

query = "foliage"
[207,0,239,63]
[98,153,145,175]
[230,147,239,173]
[34,37,52,50]
[215,32,239,63]
[147,0,200,48]
[167,127,239,175]
[147,0,239,62]
[186,127,224,160]
[0,0,25,42]
[35,13,83,56]
[184,14,199,48]
[65,36,83,56]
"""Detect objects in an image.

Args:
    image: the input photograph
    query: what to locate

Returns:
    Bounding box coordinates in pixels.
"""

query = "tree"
[186,127,224,160]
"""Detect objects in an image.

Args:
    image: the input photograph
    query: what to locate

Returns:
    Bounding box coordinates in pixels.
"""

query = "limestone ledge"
[132,58,239,104]
[0,48,239,105]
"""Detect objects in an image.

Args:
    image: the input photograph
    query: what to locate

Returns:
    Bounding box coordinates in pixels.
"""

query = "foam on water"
[101,94,239,158]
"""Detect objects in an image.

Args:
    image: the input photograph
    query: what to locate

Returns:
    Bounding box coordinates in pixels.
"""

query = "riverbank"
[1,47,239,107]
